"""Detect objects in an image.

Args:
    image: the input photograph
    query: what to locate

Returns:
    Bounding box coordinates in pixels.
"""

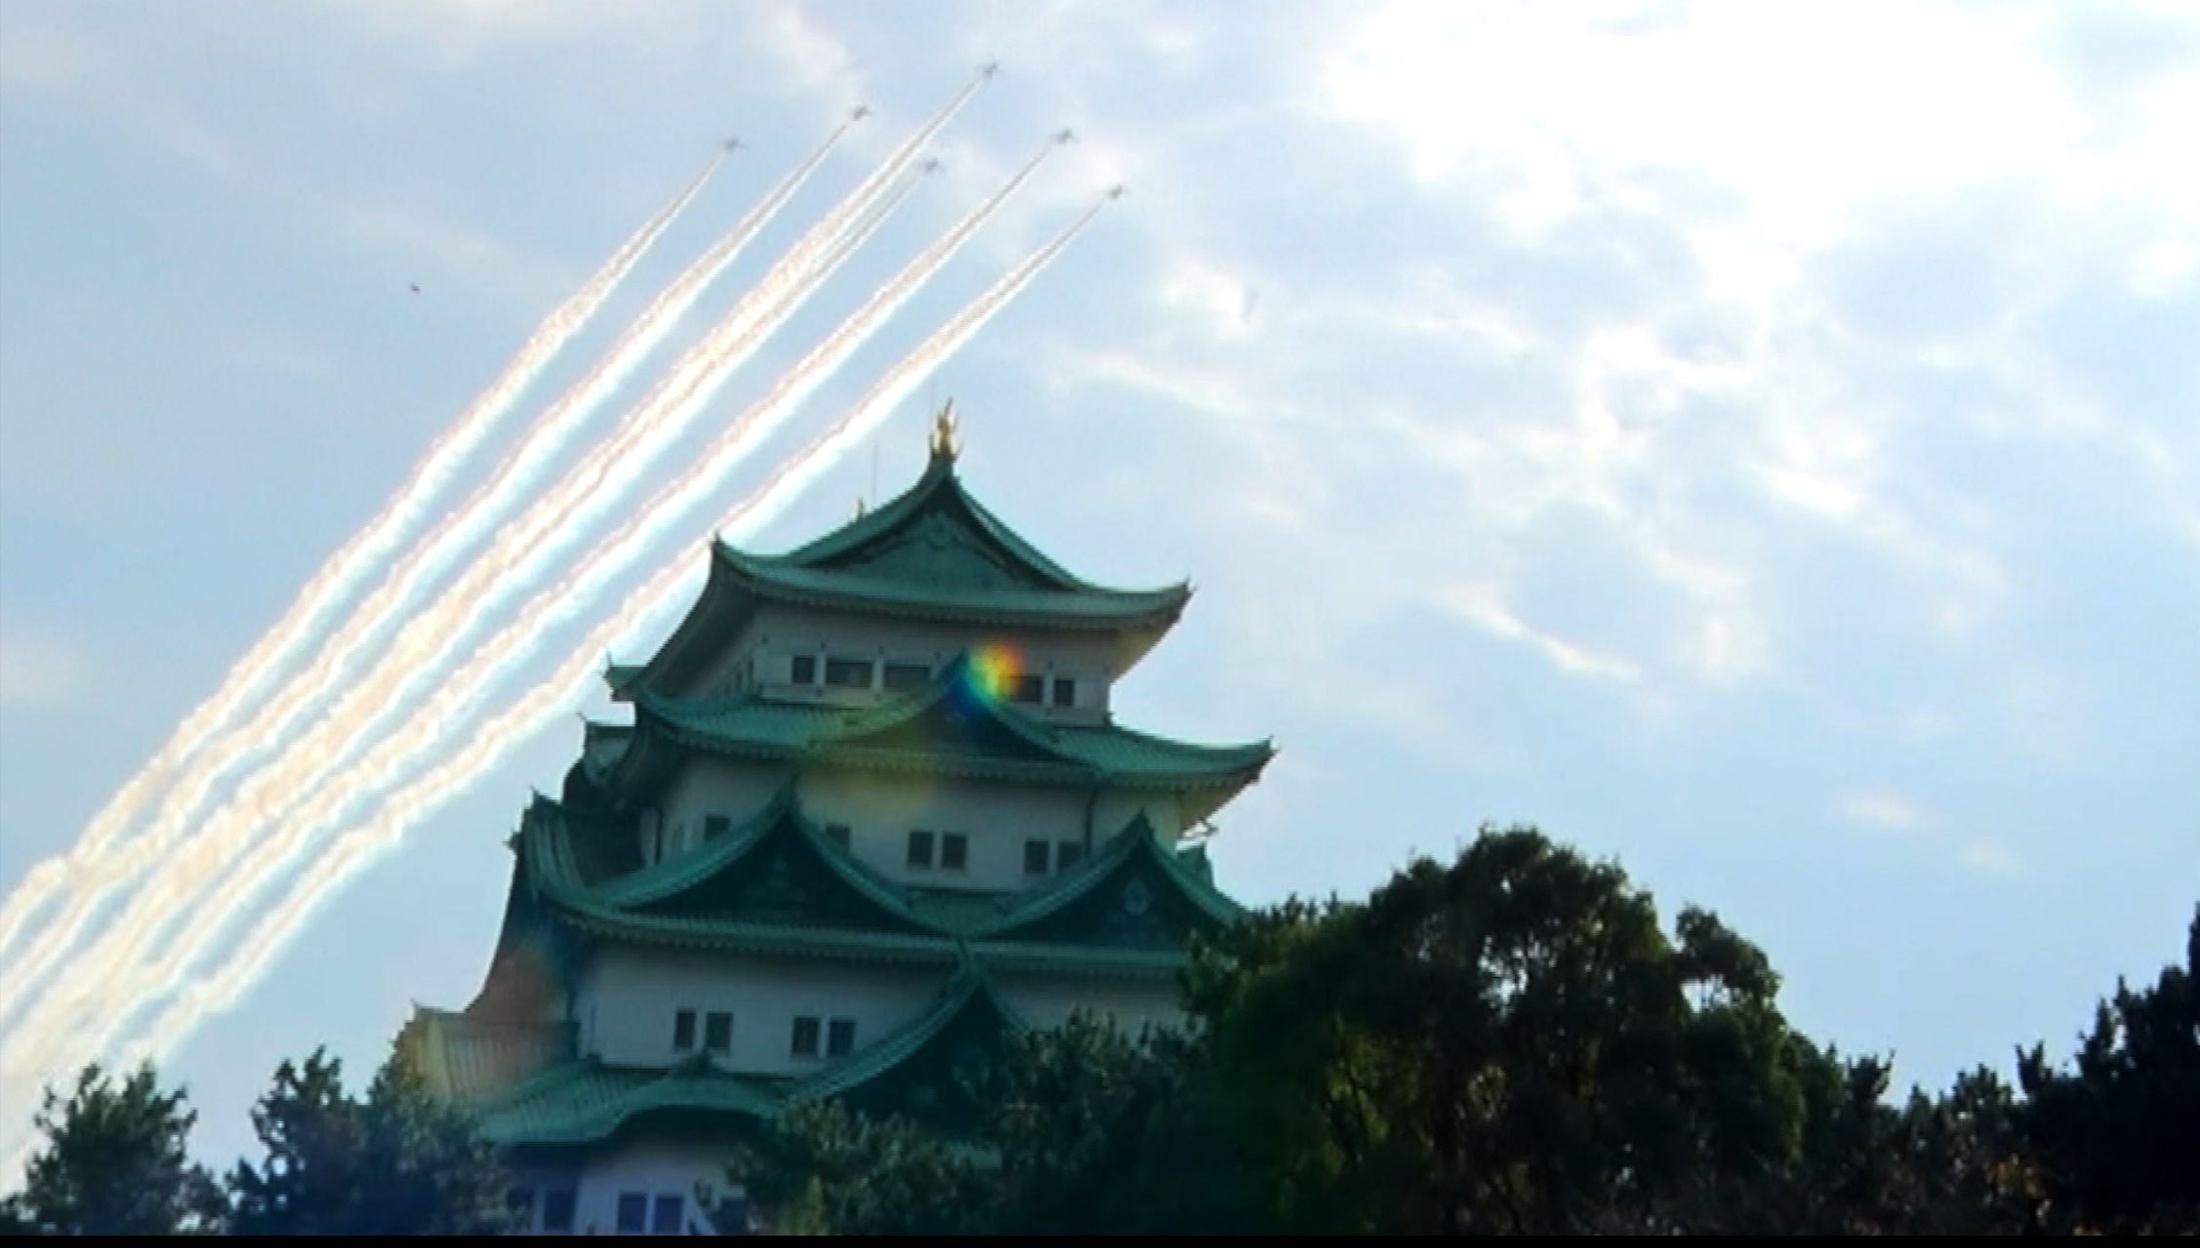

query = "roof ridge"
[780,959,1028,1108]
[971,811,1244,939]
[547,783,936,937]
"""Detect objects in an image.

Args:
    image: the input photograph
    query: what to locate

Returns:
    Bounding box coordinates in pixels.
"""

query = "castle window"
[1051,677,1076,708]
[1007,673,1045,704]
[541,1190,576,1233]
[1057,842,1087,871]
[940,832,968,871]
[617,1193,648,1234]
[827,1018,856,1058]
[673,1009,697,1052]
[825,823,851,848]
[790,655,817,685]
[791,1015,821,1058]
[907,830,935,868]
[883,661,930,691]
[506,1188,535,1230]
[705,1011,733,1054]
[652,1194,685,1235]
[703,814,731,841]
[824,657,874,689]
[1023,839,1050,876]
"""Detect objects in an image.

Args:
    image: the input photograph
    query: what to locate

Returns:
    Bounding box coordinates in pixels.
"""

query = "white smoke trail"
[24,145,1062,1081]
[0,80,984,1030]
[0,131,835,1006]
[0,167,922,1058]
[107,193,1112,1087]
[0,151,722,971]
[111,120,852,866]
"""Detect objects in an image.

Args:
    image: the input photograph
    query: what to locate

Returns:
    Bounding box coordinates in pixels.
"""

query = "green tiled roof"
[625,658,1273,792]
[721,447,1191,625]
[713,545,1189,626]
[475,1060,783,1147]
[624,450,1192,697]
[968,813,1246,940]
[462,967,1031,1146]
[402,1008,574,1106]
[517,789,1238,972]
[783,963,1028,1110]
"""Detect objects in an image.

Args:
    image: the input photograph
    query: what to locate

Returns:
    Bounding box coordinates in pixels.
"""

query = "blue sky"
[1,0,2195,1170]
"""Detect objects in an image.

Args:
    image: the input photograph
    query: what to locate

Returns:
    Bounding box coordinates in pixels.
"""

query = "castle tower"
[402,406,1274,1234]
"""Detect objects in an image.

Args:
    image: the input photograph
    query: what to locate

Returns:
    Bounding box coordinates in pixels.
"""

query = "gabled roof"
[462,966,1029,1146]
[473,1059,783,1147]
[511,792,1241,975]
[627,448,1191,697]
[527,783,934,940]
[783,962,1028,1130]
[967,813,1244,947]
[609,655,1274,803]
[401,1007,575,1107]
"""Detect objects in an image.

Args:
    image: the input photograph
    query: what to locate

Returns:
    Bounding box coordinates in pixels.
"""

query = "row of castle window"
[673,1009,856,1059]
[509,1186,711,1236]
[787,654,1077,706]
[904,831,1086,875]
[675,816,1085,880]
[615,1192,688,1236]
[506,1187,576,1234]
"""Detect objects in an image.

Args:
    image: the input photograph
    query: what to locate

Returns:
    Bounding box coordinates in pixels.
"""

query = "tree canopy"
[6,834,2192,1237]
[0,1063,226,1236]
[732,828,2200,1237]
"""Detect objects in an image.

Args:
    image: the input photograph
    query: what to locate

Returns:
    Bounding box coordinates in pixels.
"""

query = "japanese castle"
[401,406,1274,1234]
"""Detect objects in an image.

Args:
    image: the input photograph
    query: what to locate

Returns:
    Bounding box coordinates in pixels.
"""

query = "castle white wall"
[800,772,1088,891]
[504,1139,735,1235]
[645,757,1188,889]
[649,762,787,859]
[574,946,943,1076]
[684,602,1120,723]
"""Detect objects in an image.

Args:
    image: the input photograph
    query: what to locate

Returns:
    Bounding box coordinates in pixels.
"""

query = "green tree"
[228,1043,512,1235]
[983,1015,1267,1235]
[1186,827,1819,1234]
[728,1100,992,1236]
[0,1062,227,1235]
[2017,905,2200,1235]
[727,1016,1265,1236]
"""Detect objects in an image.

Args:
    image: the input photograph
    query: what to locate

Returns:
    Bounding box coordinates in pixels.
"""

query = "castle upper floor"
[606,412,1192,716]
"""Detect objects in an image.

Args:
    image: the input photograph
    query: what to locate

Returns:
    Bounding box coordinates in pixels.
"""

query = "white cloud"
[1325,1,2089,250]
[1842,790,1928,832]
[0,627,84,711]
[1441,583,1644,683]
[1961,842,2024,875]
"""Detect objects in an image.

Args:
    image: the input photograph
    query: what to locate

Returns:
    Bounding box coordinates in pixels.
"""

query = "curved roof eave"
[713,542,1191,631]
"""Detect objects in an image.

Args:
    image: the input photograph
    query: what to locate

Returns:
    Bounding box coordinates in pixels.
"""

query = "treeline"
[3,827,2193,1236]
[0,1049,509,1236]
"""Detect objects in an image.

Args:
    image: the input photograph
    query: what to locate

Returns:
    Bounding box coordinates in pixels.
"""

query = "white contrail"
[0,80,994,1065]
[103,192,1113,1087]
[28,143,1062,1079]
[24,123,849,956]
[0,166,923,1055]
[0,150,722,970]
[122,120,853,857]
[0,77,986,1027]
